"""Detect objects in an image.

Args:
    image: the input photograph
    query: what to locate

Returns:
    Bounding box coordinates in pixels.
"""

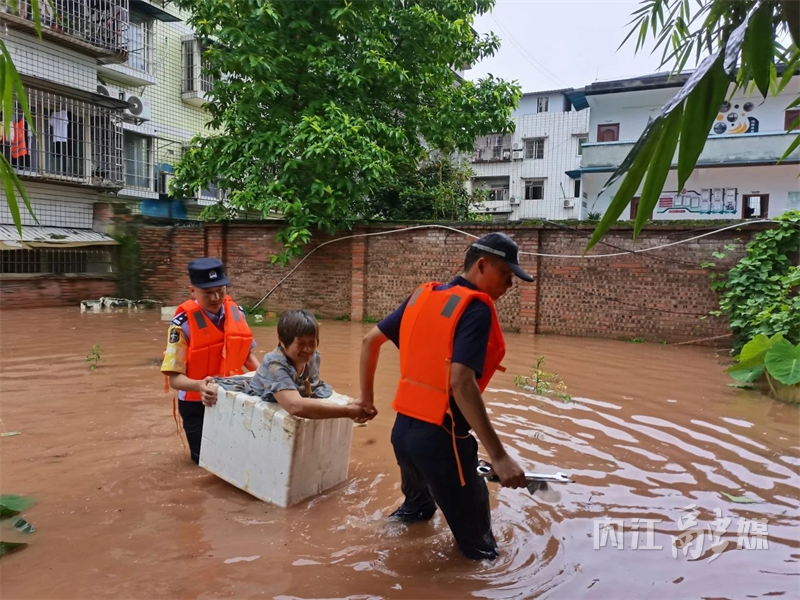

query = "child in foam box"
[247,310,376,423]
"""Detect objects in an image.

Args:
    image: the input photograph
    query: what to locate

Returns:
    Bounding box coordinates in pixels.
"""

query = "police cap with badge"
[188,257,232,288]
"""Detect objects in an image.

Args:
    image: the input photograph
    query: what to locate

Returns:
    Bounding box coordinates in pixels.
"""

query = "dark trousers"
[391,413,498,560]
[178,400,205,464]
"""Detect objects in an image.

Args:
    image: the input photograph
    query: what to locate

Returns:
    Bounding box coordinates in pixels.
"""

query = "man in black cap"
[358,232,534,560]
[161,258,259,464]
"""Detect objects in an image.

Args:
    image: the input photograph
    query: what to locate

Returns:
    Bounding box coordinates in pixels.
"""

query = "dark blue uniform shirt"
[377,276,492,433]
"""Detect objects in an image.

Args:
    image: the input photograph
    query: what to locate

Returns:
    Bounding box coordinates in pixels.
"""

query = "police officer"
[358,232,533,560]
[161,258,260,464]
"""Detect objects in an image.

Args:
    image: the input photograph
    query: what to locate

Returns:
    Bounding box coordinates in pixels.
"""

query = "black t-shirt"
[377,276,492,433]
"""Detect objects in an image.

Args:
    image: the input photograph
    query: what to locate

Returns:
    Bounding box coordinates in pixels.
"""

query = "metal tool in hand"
[477,460,574,497]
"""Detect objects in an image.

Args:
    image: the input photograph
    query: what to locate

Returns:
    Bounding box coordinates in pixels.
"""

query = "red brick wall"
[535,228,745,342]
[0,276,116,309]
[133,220,756,345]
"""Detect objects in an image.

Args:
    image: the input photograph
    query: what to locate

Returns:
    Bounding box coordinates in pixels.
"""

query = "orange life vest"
[175,296,253,401]
[392,281,506,426]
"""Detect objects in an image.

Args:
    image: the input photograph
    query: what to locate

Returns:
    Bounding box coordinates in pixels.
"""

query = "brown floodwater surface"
[1,308,798,600]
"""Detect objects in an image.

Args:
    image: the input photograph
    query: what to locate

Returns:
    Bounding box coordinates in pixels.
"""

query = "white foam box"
[199,386,354,507]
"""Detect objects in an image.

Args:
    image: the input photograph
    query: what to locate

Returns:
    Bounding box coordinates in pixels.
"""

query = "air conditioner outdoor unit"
[512,142,521,150]
[97,83,121,99]
[511,148,523,161]
[510,196,520,205]
[123,93,152,122]
[563,199,575,209]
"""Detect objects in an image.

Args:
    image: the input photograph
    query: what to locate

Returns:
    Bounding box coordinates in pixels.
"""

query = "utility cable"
[252,219,777,308]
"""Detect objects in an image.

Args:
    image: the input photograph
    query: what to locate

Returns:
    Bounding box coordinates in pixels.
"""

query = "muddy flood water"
[1,308,799,600]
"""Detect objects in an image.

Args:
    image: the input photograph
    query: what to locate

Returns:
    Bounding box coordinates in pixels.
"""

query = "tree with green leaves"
[170,0,520,261]
[369,158,487,222]
[586,0,799,251]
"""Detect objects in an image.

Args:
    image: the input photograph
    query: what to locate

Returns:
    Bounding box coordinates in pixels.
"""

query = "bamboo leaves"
[588,0,796,252]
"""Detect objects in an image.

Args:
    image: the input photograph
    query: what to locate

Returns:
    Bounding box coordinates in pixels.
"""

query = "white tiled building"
[571,71,800,221]
[469,89,590,221]
[0,0,223,278]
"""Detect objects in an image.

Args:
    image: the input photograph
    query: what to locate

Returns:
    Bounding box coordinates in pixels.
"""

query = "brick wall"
[131,220,756,345]
[0,276,116,309]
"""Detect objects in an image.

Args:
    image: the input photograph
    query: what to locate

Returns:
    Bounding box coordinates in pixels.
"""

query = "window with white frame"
[488,186,509,202]
[577,136,588,156]
[126,14,154,73]
[524,138,545,160]
[124,132,152,190]
[524,179,544,200]
[537,96,549,113]
[182,38,214,94]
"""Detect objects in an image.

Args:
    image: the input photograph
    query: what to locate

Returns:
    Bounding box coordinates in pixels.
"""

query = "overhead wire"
[489,14,570,89]
[252,219,778,309]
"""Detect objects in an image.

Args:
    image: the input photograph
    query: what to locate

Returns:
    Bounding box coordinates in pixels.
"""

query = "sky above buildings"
[466,0,685,93]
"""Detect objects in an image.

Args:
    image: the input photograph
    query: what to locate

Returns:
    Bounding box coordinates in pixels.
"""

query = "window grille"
[0,0,130,54]
[1,87,124,189]
[182,38,214,94]
[0,248,113,274]
[124,14,153,73]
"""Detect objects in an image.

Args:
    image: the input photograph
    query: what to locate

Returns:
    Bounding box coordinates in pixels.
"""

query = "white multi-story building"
[571,71,800,220]
[469,89,590,221]
[0,0,228,282]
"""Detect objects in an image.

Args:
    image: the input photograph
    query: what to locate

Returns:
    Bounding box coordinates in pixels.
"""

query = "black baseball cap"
[187,257,232,288]
[470,232,534,282]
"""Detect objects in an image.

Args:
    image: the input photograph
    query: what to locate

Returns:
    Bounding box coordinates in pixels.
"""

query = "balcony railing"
[0,0,129,60]
[472,146,513,162]
[581,131,800,171]
[1,88,124,189]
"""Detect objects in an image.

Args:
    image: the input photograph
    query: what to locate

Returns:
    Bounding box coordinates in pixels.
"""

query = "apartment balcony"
[581,131,800,172]
[472,133,513,163]
[2,87,124,190]
[97,17,156,86]
[0,0,129,63]
[473,199,514,215]
[471,146,513,163]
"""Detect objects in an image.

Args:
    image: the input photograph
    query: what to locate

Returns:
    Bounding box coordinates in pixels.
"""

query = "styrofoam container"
[199,385,354,507]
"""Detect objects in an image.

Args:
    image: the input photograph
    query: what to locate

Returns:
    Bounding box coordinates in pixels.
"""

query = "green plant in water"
[361,316,379,324]
[626,337,645,344]
[85,344,101,370]
[514,356,572,402]
[727,333,800,401]
[0,494,35,557]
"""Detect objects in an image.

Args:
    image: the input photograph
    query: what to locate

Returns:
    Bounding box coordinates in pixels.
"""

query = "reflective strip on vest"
[440,294,462,318]
[193,311,208,330]
[392,282,505,425]
[408,287,424,307]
